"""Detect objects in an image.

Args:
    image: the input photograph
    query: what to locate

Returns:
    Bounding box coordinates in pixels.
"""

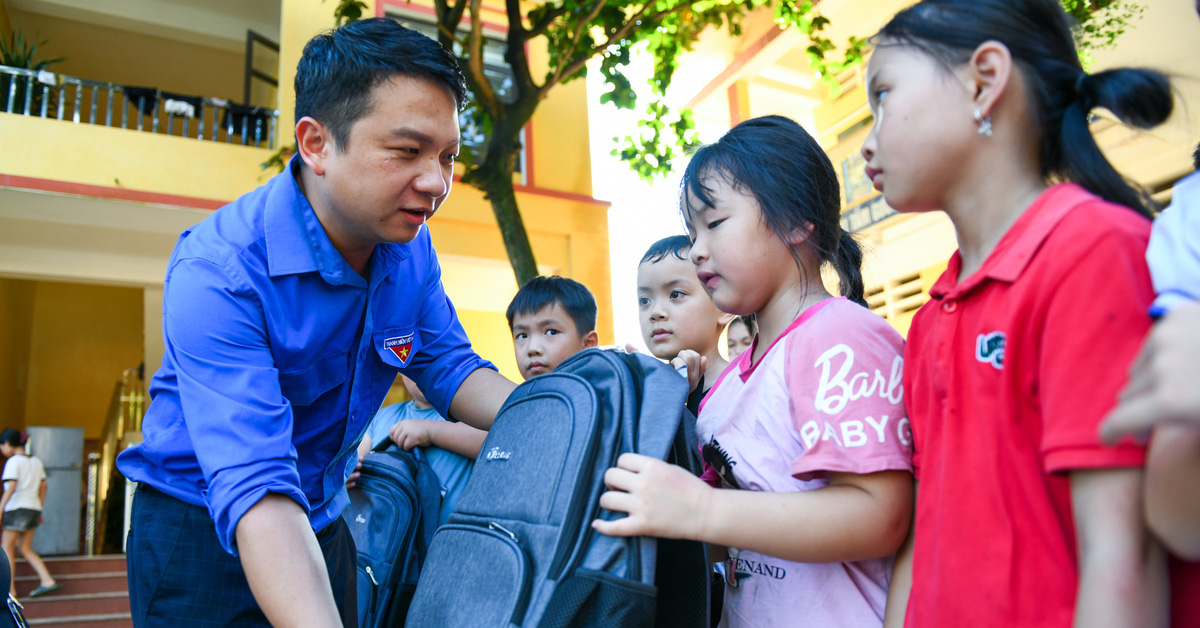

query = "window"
[388,12,526,178]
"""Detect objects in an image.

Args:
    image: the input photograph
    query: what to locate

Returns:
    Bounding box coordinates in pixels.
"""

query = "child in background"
[724,316,754,361]
[0,429,57,598]
[507,275,599,381]
[357,376,481,525]
[595,115,913,627]
[637,235,734,415]
[860,1,1172,625]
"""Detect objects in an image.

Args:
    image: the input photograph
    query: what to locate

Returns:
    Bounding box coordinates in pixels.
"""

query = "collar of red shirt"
[930,183,1094,300]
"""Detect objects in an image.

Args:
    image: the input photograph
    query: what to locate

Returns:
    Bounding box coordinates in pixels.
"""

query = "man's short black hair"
[640,235,691,265]
[294,17,467,152]
[506,276,597,336]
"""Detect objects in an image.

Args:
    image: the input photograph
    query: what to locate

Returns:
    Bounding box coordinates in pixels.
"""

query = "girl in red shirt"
[860,0,1174,625]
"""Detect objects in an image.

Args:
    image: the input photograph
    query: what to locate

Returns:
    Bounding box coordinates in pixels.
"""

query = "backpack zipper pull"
[365,565,379,586]
[489,522,517,541]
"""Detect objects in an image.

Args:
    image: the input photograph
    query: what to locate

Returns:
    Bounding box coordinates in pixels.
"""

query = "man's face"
[511,303,596,380]
[312,74,460,252]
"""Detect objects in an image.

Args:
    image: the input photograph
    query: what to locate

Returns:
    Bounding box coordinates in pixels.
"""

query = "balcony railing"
[0,64,279,148]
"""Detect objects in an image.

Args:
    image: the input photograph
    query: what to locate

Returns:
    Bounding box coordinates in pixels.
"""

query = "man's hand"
[390,420,435,450]
[236,494,342,627]
[1102,303,1200,442]
[592,453,712,540]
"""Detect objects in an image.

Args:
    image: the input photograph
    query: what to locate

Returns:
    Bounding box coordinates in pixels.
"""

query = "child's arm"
[1145,425,1200,559]
[0,480,14,519]
[594,453,912,563]
[1070,468,1167,628]
[390,420,487,458]
[883,482,917,628]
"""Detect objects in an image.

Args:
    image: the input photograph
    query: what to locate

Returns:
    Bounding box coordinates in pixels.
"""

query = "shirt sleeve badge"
[384,334,416,367]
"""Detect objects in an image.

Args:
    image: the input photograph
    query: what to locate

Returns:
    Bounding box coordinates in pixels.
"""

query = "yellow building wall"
[458,309,520,382]
[0,114,272,201]
[8,9,245,102]
[20,281,142,439]
[0,0,11,39]
[0,278,34,429]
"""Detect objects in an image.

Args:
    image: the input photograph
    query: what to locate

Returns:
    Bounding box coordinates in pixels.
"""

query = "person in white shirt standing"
[0,429,57,598]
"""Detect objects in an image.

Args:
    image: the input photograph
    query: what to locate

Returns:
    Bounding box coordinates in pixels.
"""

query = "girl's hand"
[593,453,712,540]
[389,420,434,450]
[671,350,706,393]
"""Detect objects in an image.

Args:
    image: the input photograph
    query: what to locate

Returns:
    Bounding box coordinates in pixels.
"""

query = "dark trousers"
[127,484,357,627]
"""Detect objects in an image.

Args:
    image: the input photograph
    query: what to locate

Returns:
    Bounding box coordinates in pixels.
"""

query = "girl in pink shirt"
[594,116,913,626]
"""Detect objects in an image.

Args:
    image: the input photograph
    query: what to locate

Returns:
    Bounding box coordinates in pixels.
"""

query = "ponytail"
[835,231,867,307]
[1055,69,1172,218]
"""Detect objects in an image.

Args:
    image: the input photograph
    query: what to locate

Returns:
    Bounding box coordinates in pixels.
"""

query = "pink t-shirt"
[697,297,912,627]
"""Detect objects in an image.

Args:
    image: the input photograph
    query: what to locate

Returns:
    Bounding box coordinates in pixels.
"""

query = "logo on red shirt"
[384,334,415,366]
[975,331,1006,369]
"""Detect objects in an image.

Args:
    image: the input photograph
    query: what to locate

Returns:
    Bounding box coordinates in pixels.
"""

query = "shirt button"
[942,301,957,313]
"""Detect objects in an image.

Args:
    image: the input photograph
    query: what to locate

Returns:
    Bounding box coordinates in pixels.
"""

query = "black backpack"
[406,348,708,627]
[341,441,441,628]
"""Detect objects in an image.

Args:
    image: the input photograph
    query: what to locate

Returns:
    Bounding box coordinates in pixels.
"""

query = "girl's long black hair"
[876,0,1173,218]
[680,115,866,306]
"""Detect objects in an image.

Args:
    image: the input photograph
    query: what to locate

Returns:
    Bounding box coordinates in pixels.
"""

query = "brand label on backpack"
[485,447,512,461]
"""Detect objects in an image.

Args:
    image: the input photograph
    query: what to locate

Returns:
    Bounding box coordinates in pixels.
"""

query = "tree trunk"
[468,156,539,286]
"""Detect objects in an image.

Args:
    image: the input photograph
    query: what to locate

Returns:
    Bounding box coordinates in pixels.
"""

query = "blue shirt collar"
[264,156,410,286]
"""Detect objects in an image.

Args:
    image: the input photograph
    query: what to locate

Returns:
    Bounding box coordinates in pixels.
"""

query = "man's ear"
[967,40,1012,122]
[717,312,736,328]
[295,116,334,176]
[583,330,600,348]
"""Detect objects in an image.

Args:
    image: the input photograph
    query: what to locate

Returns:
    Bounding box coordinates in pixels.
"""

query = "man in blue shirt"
[117,18,515,627]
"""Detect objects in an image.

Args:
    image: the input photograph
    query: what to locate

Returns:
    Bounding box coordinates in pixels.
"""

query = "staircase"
[14,555,130,627]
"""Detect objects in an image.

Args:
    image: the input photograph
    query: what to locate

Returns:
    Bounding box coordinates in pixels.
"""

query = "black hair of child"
[729,315,756,335]
[641,235,692,265]
[295,17,467,152]
[876,0,1173,218]
[506,275,598,336]
[680,115,866,307]
[0,429,26,447]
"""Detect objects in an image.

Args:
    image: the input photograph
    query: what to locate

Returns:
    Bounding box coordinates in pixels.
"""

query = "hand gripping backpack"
[406,348,709,627]
[341,440,441,628]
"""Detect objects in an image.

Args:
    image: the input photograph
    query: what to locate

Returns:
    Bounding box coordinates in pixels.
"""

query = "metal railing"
[0,64,279,148]
[86,366,145,556]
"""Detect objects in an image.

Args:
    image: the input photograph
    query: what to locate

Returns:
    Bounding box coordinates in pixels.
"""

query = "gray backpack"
[406,348,708,627]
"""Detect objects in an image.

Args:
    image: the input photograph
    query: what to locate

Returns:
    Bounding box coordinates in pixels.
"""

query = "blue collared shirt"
[118,158,492,554]
[1147,170,1200,316]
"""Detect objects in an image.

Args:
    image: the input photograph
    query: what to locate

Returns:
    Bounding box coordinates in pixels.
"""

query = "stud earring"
[974,108,993,137]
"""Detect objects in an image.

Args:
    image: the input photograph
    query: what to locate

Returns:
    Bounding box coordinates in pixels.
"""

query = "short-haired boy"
[506,275,599,380]
[638,235,733,414]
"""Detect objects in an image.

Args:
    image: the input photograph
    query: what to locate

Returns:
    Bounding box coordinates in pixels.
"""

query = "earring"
[974,108,993,137]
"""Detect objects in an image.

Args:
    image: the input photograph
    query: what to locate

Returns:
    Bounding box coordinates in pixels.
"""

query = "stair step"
[15,556,125,578]
[27,612,133,628]
[19,591,130,619]
[14,572,128,596]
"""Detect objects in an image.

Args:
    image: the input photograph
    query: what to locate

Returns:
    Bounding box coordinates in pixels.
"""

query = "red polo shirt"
[904,183,1152,627]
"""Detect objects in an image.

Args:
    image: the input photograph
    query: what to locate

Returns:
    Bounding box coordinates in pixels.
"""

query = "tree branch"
[540,1,687,97]
[466,0,500,111]
[526,4,570,40]
[553,1,609,84]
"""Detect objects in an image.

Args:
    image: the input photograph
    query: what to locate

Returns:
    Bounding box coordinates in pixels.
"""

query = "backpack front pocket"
[407,522,534,627]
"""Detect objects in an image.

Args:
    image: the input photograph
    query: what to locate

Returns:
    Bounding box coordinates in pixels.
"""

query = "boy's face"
[511,302,598,380]
[637,254,730,361]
